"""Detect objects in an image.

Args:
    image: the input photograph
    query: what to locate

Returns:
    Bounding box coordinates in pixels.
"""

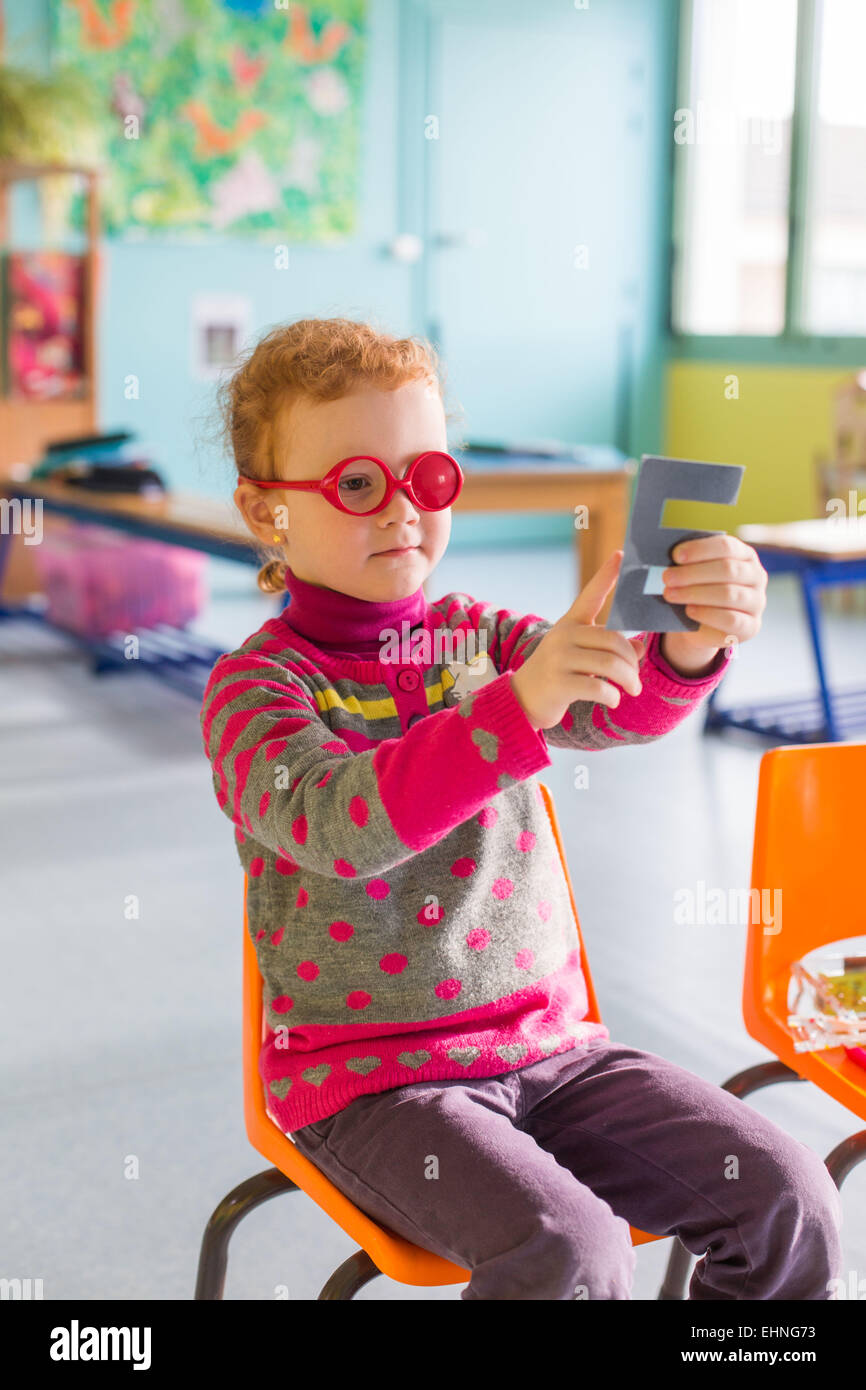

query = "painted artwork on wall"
[2,252,86,399]
[51,0,366,240]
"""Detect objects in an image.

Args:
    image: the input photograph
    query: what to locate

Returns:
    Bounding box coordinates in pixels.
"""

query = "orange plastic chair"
[659,741,866,1298]
[195,780,667,1300]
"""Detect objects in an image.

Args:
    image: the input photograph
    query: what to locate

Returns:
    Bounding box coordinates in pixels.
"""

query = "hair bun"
[257,560,288,594]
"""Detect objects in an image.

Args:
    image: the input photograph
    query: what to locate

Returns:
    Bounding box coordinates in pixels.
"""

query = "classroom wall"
[663,361,863,528]
[4,0,678,555]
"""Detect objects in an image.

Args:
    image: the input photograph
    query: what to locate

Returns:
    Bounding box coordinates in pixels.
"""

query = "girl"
[200,316,842,1300]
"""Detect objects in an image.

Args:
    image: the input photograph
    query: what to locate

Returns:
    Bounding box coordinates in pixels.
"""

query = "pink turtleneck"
[279,565,428,659]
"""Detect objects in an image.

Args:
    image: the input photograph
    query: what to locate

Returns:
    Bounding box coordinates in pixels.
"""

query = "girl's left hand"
[661,534,768,661]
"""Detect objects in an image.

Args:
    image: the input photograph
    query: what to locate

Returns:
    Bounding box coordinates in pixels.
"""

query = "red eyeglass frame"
[236,451,464,515]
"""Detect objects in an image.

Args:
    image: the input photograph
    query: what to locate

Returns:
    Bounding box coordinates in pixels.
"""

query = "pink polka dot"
[265,741,288,761]
[249,857,265,877]
[562,709,574,732]
[366,879,390,899]
[272,996,293,1013]
[316,770,333,787]
[417,903,444,926]
[515,949,535,970]
[292,815,308,845]
[537,901,552,921]
[255,929,266,941]
[535,783,545,803]
[217,790,228,809]
[323,740,349,755]
[379,953,407,975]
[270,928,284,945]
[435,978,462,1000]
[297,961,319,981]
[466,929,490,950]
[275,856,299,876]
[258,792,271,818]
[243,812,254,833]
[334,859,356,877]
[329,921,354,942]
[451,857,476,878]
[295,886,309,908]
[478,806,498,828]
[516,831,536,852]
[349,795,369,827]
[492,878,514,900]
[346,990,371,1010]
[235,827,246,846]
[291,776,303,792]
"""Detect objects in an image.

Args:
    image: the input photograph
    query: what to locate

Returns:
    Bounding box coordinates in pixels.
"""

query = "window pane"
[801,0,866,334]
[672,0,798,334]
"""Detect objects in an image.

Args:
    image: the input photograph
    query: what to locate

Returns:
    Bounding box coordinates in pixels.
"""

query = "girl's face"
[234,378,453,602]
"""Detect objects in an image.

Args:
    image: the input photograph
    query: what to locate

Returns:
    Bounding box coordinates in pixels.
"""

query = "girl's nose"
[380,484,422,522]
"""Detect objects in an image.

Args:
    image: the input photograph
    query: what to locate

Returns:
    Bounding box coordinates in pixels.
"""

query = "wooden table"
[703,517,866,743]
[451,452,637,607]
[0,450,634,696]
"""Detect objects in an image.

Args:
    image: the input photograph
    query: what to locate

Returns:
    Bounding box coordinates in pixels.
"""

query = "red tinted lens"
[412,453,460,508]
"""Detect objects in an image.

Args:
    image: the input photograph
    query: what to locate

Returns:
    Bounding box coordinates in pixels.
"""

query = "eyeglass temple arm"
[236,476,321,490]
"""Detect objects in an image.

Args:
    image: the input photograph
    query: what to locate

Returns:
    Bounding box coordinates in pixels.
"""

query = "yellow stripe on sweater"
[312,667,455,721]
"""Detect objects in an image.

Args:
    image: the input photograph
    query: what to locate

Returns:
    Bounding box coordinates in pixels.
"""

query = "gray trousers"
[291,1037,844,1300]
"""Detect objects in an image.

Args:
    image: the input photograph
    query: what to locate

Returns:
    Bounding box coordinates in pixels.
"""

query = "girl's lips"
[374,546,419,555]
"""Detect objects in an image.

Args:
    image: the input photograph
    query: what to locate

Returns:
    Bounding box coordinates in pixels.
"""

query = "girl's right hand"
[510,550,647,732]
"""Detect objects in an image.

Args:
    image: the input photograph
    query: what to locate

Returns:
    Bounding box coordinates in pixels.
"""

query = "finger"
[570,646,644,696]
[662,582,763,613]
[682,620,735,650]
[683,607,755,640]
[570,624,644,671]
[570,674,627,710]
[669,534,753,568]
[662,556,759,588]
[569,550,623,626]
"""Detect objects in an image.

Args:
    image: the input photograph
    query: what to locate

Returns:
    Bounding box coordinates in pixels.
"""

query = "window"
[672,0,866,340]
[802,0,866,333]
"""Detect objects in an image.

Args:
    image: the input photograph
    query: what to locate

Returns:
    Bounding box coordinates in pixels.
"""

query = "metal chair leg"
[825,1130,866,1188]
[318,1250,383,1300]
[658,1236,694,1300]
[195,1167,299,1299]
[657,1060,806,1299]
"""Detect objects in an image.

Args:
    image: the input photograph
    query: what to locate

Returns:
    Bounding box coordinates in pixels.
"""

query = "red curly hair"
[217,316,462,593]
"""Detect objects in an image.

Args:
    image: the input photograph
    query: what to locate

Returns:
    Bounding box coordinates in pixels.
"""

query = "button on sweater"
[200,565,734,1133]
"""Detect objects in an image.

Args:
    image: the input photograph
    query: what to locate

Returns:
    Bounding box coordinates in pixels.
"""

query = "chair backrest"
[745,741,866,1117]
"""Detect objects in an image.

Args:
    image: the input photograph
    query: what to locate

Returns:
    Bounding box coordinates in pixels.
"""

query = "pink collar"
[280,565,428,651]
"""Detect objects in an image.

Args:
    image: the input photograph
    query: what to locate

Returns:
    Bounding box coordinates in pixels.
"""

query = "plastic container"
[33,523,206,639]
[787,936,866,1053]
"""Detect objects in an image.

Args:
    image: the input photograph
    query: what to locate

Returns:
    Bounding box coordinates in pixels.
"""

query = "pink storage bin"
[34,523,207,639]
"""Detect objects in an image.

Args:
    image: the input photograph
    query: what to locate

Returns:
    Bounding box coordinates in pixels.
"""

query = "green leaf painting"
[51,0,365,240]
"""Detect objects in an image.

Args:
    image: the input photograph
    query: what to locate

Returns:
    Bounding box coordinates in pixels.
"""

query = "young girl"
[201,316,842,1301]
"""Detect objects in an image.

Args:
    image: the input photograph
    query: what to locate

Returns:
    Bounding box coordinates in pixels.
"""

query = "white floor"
[1,545,864,1301]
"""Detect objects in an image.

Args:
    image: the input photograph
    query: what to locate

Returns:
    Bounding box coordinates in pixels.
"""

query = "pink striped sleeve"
[200,649,551,877]
[457,597,735,751]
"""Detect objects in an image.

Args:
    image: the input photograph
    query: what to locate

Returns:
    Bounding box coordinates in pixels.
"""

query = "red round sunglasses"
[236,451,464,516]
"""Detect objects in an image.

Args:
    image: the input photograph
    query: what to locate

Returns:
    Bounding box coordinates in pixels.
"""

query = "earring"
[272,533,282,544]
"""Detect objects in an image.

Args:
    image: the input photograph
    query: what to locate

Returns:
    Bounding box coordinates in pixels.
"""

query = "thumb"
[570,550,623,626]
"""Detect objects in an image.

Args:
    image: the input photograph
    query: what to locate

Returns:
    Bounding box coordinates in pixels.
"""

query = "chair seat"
[253,1101,662,1291]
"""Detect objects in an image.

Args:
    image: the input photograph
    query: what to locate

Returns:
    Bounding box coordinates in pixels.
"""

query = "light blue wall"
[5,0,677,548]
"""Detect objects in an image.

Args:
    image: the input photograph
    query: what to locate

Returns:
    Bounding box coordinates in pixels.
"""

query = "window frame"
[668,0,866,364]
